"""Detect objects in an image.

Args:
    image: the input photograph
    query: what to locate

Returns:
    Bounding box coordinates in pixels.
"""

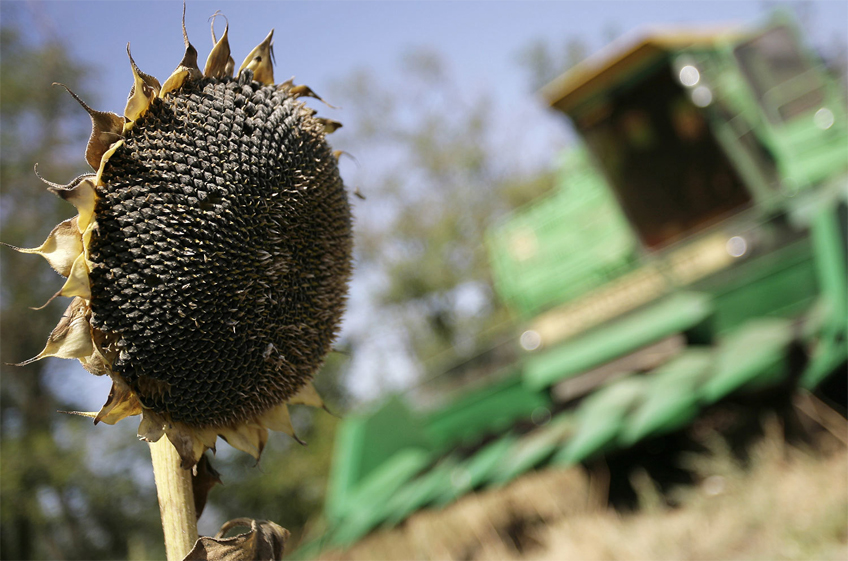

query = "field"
[317,392,848,560]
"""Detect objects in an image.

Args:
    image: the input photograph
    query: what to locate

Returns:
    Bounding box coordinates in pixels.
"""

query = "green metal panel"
[490,413,576,486]
[619,348,713,446]
[348,397,432,484]
[325,397,433,524]
[700,317,794,404]
[801,199,848,388]
[329,448,431,546]
[775,112,848,191]
[524,291,712,390]
[808,201,848,335]
[552,376,648,466]
[325,419,366,524]
[801,331,848,390]
[382,457,461,527]
[434,434,520,507]
[423,371,551,450]
[487,148,636,318]
[698,238,820,336]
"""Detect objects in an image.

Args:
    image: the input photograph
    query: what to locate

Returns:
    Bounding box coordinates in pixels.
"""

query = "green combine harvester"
[317,11,847,550]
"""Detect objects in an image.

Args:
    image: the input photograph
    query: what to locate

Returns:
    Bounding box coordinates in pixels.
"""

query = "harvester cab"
[494,10,846,393]
[317,11,847,551]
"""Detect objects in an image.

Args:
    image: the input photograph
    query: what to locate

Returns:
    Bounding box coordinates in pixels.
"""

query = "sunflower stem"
[149,438,198,561]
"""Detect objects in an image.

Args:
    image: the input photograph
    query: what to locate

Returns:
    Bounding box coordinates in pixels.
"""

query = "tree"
[0,5,163,559]
[518,37,590,91]
[326,47,562,398]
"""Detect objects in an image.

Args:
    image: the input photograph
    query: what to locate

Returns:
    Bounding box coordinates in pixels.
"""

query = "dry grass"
[319,416,848,561]
[527,426,848,561]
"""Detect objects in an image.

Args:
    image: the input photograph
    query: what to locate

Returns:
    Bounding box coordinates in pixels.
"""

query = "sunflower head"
[10,9,353,468]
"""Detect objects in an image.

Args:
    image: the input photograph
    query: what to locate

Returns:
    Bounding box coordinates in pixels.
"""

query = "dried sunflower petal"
[3,216,82,277]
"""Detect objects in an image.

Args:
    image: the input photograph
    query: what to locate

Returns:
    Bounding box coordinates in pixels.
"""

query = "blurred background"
[1,1,846,560]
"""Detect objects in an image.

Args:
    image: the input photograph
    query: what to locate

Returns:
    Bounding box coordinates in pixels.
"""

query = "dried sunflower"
[11,11,352,469]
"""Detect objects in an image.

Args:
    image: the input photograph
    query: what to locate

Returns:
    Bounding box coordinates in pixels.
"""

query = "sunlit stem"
[149,438,197,560]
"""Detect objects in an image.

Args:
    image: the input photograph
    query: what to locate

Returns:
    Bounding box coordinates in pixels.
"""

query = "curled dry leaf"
[192,453,223,519]
[183,518,290,561]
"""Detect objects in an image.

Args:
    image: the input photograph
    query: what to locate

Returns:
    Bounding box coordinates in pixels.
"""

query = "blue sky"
[19,1,848,122]
[9,0,848,403]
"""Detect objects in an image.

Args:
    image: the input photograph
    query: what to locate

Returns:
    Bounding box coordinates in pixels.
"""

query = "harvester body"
[321,11,847,548]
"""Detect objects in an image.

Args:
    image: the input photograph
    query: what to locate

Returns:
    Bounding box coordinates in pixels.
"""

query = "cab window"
[734,25,825,123]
